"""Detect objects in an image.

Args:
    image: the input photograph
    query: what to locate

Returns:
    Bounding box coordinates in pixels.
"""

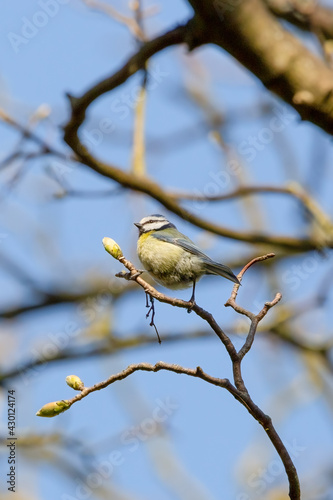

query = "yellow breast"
[137,232,182,271]
[137,231,198,289]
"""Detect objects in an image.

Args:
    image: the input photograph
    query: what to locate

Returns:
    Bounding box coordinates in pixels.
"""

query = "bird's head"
[134,214,176,235]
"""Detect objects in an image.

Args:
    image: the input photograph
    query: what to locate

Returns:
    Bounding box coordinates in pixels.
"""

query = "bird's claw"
[187,300,195,313]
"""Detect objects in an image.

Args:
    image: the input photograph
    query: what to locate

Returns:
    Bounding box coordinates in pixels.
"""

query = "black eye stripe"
[145,219,164,224]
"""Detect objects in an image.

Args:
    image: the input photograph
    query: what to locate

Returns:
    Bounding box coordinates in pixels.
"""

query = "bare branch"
[224,253,282,360]
[225,252,276,321]
[0,330,212,382]
[0,280,135,319]
[0,109,74,162]
[81,0,145,41]
[36,245,299,499]
[66,362,231,407]
[171,183,333,236]
[187,0,333,135]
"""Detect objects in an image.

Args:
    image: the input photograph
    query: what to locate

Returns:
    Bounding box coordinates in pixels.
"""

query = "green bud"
[66,375,84,391]
[36,400,70,418]
[102,237,123,260]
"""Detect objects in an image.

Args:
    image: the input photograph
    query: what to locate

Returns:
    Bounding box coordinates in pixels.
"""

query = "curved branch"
[63,23,330,252]
[62,143,321,250]
[224,253,282,377]
[64,2,333,142]
[64,24,187,138]
[66,361,298,498]
[67,362,231,404]
[171,183,333,236]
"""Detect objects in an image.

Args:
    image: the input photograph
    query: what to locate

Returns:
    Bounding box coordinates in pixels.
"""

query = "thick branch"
[187,0,333,135]
[265,0,333,40]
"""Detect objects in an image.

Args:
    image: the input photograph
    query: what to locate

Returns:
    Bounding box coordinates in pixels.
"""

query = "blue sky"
[1,1,333,499]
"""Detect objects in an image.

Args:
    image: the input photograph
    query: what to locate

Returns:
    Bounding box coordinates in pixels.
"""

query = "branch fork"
[36,239,299,500]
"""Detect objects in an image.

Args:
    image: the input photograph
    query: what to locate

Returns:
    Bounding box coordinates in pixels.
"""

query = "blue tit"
[134,214,240,303]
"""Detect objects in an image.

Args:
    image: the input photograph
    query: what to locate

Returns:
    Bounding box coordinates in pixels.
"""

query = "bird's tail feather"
[204,260,240,284]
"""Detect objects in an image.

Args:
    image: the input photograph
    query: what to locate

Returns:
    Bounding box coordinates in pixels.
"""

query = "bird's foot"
[187,280,196,313]
[187,300,195,313]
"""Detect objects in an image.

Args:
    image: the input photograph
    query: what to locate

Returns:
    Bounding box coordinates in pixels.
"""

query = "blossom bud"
[102,237,123,259]
[66,375,84,391]
[36,400,70,418]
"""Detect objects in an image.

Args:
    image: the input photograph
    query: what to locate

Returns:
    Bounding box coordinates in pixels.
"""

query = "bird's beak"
[134,222,142,229]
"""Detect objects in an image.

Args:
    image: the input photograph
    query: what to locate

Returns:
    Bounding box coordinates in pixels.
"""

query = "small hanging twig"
[145,293,161,344]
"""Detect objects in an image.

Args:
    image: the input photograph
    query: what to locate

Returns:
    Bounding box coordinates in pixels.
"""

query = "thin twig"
[225,252,276,320]
[0,109,74,162]
[66,362,231,407]
[225,253,282,359]
[81,0,145,41]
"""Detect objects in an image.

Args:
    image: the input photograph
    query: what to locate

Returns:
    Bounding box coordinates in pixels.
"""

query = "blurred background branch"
[1,0,333,498]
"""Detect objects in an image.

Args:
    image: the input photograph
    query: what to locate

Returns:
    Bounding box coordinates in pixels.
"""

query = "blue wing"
[152,232,240,284]
[152,232,209,259]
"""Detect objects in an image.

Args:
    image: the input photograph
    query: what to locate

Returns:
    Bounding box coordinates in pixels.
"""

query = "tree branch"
[36,245,300,498]
[187,0,333,135]
[67,362,231,402]
[0,280,135,319]
[63,24,187,139]
[114,252,238,360]
[63,21,332,251]
[0,109,74,162]
[171,182,333,237]
[0,330,212,383]
[265,0,333,40]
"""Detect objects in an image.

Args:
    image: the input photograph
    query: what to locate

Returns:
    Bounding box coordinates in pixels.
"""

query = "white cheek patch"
[143,222,166,232]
